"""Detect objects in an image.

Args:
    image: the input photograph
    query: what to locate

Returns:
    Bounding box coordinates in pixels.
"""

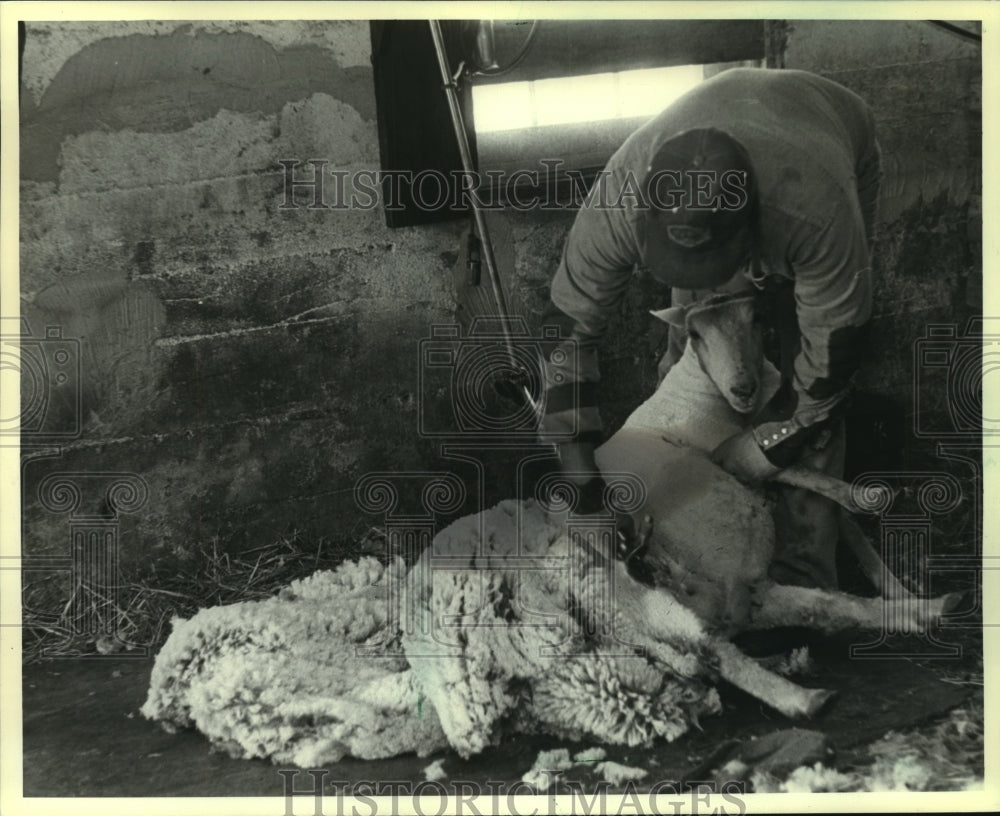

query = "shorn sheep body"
[143,295,957,766]
[597,295,782,629]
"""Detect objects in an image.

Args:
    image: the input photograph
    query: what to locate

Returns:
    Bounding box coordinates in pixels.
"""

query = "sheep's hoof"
[941,591,965,614]
[916,591,966,625]
[802,687,838,718]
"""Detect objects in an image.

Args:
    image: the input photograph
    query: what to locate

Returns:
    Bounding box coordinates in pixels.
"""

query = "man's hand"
[711,429,782,484]
[555,442,654,567]
[618,512,655,576]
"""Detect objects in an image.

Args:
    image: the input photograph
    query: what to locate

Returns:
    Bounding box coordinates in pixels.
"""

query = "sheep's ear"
[650,307,686,328]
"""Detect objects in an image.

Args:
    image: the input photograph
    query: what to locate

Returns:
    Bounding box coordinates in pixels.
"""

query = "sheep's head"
[653,294,766,414]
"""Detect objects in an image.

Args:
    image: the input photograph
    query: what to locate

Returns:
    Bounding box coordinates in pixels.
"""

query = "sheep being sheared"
[143,295,957,766]
[596,293,947,634]
[598,293,780,629]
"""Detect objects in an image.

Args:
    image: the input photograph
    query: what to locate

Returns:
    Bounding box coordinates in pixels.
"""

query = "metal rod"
[428,19,540,415]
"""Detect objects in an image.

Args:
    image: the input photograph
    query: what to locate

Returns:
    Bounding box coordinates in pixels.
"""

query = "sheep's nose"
[730,383,757,401]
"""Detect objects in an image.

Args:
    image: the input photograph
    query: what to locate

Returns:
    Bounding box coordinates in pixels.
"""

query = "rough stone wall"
[19,22,482,577]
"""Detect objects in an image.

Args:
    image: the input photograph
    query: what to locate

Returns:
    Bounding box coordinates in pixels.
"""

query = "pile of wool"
[143,499,721,765]
[141,555,448,766]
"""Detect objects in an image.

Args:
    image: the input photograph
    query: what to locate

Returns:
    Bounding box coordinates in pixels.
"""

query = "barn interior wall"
[19,22,484,581]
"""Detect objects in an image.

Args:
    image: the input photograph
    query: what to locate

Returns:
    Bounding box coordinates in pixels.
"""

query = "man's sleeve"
[855,112,882,248]
[751,207,873,466]
[539,171,638,446]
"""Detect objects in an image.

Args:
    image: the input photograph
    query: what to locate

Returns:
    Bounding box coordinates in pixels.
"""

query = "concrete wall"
[19,22,488,578]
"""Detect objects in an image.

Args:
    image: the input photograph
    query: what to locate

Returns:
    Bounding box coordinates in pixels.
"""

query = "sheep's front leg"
[636,607,836,720]
[748,583,961,634]
[611,564,835,718]
[773,466,892,514]
[710,639,836,719]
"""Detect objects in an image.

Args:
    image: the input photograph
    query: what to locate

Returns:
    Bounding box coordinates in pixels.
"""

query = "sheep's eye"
[688,329,701,342]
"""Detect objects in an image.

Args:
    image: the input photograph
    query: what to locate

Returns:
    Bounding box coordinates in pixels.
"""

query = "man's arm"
[751,208,873,468]
[538,164,659,563]
[856,122,882,249]
[539,169,639,450]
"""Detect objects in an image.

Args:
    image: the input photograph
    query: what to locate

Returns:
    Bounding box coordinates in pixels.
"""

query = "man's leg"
[768,420,845,590]
[764,279,844,590]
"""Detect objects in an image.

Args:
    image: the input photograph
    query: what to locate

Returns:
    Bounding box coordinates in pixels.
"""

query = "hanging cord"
[926,20,982,44]
[428,20,540,417]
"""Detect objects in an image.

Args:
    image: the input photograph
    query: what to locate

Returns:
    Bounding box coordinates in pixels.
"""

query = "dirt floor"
[21,624,981,797]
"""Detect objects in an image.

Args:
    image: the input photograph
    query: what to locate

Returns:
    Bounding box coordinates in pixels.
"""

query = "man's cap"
[641,128,758,286]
